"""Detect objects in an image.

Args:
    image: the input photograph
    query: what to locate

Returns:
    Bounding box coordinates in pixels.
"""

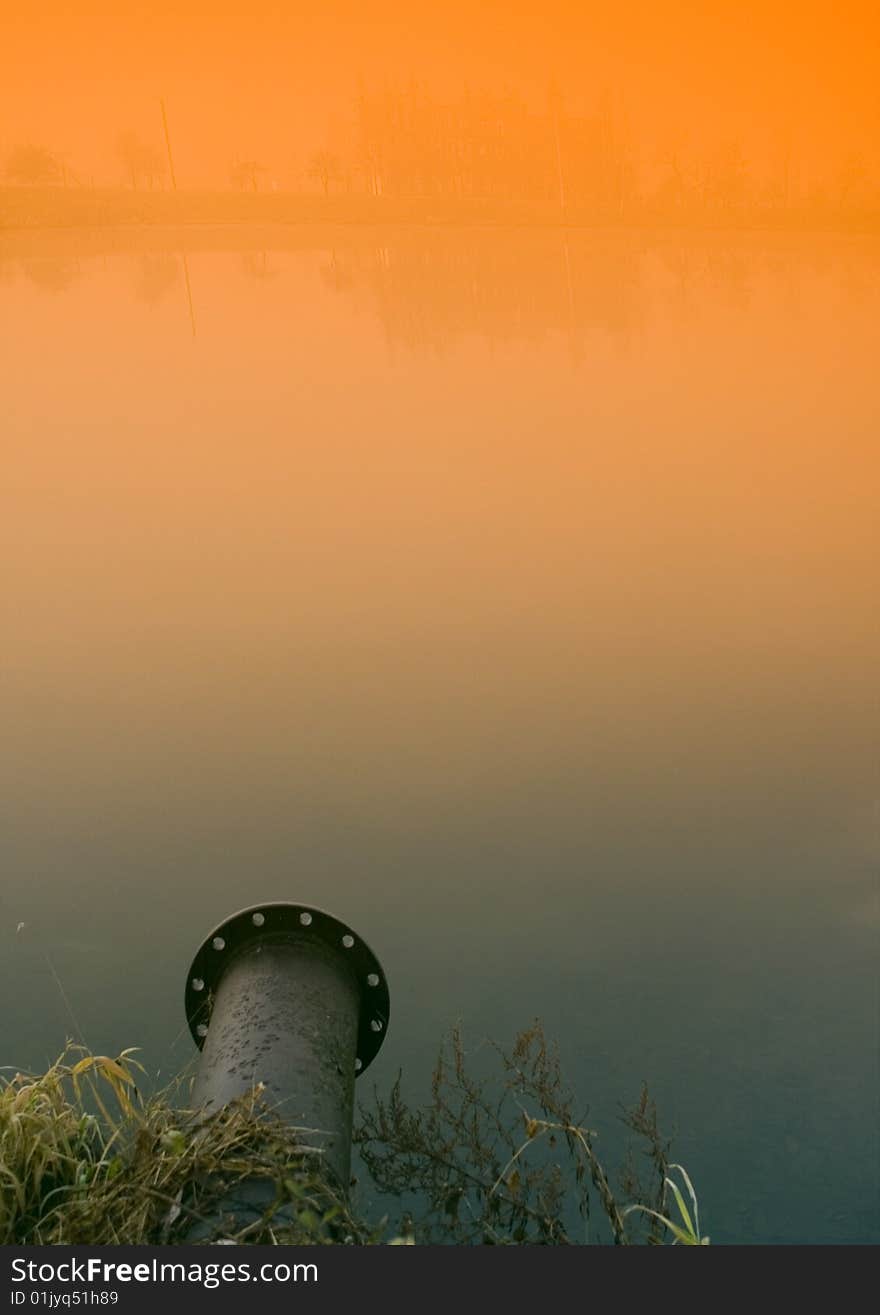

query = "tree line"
[3,85,877,224]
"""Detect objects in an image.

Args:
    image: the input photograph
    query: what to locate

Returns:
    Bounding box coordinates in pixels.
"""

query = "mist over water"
[1,226,877,1243]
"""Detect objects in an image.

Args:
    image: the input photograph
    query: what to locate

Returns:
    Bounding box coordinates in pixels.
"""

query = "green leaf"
[664,1177,695,1239]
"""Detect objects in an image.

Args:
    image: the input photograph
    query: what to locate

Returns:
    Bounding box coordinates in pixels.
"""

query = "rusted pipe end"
[185,902,390,1077]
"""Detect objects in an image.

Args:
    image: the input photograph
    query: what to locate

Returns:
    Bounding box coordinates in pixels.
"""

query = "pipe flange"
[185,902,390,1074]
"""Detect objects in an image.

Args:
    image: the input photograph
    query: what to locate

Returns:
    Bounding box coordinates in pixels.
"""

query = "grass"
[623,1164,710,1244]
[356,1021,709,1246]
[1,1032,708,1246]
[0,1047,367,1245]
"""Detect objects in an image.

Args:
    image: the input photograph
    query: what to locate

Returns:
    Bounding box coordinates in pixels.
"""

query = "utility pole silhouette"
[159,97,196,338]
[160,98,178,191]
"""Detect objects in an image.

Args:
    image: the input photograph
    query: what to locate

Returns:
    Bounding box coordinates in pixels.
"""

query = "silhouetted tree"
[654,150,690,215]
[701,140,749,214]
[5,144,60,186]
[229,160,268,192]
[837,153,870,210]
[116,132,167,190]
[308,150,343,196]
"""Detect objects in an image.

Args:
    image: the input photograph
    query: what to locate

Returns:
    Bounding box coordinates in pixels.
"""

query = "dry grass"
[1,1027,705,1246]
[0,1047,367,1245]
[356,1021,697,1245]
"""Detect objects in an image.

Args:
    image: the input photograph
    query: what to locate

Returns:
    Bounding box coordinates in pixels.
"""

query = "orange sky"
[1,1,878,185]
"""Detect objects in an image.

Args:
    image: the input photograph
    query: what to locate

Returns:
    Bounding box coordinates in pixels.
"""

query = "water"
[1,224,877,1243]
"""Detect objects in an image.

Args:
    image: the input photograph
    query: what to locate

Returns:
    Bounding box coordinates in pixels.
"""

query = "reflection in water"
[133,252,180,305]
[318,231,645,352]
[0,226,877,1244]
[19,255,82,293]
[319,250,356,295]
[240,250,277,281]
[6,227,874,353]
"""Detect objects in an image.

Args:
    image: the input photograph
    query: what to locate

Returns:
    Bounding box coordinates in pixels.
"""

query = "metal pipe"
[183,903,389,1228]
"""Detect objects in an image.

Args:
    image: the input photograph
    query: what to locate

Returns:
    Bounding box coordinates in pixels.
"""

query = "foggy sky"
[2,1,877,186]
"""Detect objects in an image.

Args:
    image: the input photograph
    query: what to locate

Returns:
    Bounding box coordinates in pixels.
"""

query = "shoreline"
[2,186,878,239]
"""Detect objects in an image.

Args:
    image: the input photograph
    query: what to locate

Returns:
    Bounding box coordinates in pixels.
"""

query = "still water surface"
[1,225,877,1242]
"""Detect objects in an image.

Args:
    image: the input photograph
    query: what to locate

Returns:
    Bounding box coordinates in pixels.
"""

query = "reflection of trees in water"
[133,252,180,304]
[316,232,646,353]
[652,236,880,321]
[240,251,277,280]
[19,257,81,293]
[702,246,751,310]
[319,250,355,294]
[314,232,877,353]
[835,249,880,309]
[653,242,698,319]
[800,239,880,308]
[653,242,752,316]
